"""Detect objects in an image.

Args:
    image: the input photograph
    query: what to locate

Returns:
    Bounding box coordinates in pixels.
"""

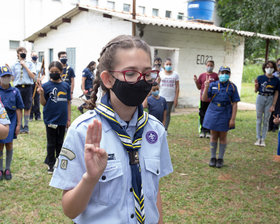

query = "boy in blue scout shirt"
[0,98,10,140]
[254,61,279,147]
[0,66,24,180]
[202,66,240,168]
[50,35,173,224]
[11,47,36,134]
[37,61,71,174]
[78,61,96,114]
[58,51,75,99]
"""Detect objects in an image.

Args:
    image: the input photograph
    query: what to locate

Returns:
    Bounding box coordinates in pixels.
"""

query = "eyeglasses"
[110,70,159,84]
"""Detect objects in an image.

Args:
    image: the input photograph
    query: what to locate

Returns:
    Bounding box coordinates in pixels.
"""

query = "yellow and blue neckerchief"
[95,93,147,224]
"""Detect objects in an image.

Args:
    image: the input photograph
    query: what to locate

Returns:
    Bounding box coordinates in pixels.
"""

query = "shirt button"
[101,175,106,180]
[156,169,159,174]
[130,187,133,192]
[130,214,134,219]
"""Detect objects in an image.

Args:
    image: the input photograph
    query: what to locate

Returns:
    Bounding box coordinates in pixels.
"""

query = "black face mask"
[20,53,26,59]
[111,79,152,106]
[50,73,61,80]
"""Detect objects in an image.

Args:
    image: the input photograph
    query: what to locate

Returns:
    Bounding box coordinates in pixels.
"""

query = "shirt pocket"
[143,158,160,199]
[92,160,123,206]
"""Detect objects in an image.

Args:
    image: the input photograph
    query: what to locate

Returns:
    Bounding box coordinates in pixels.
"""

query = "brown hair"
[49,61,63,72]
[86,35,151,109]
[58,51,67,58]
[16,47,27,54]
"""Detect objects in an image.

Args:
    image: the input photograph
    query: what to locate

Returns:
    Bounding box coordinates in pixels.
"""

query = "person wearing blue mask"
[58,51,75,100]
[255,60,278,147]
[143,82,167,126]
[202,66,240,168]
[159,58,180,131]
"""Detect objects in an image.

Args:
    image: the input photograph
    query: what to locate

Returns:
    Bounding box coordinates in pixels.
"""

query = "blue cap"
[0,66,12,77]
[219,66,231,73]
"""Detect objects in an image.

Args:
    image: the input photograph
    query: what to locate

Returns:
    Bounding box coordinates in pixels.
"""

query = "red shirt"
[197,72,219,102]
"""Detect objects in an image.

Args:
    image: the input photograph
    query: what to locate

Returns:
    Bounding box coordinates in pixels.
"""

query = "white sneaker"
[205,133,211,138]
[199,132,205,138]
[254,139,261,146]
[260,139,266,147]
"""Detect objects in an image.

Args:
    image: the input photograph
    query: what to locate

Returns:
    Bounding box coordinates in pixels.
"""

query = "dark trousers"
[44,125,66,168]
[269,97,280,131]
[165,101,174,131]
[30,84,41,119]
[199,101,210,133]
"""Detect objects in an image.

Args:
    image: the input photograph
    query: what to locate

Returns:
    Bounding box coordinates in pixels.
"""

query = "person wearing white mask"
[254,60,279,147]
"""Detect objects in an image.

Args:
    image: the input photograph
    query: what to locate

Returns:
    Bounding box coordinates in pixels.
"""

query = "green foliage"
[216,0,280,60]
[242,64,262,83]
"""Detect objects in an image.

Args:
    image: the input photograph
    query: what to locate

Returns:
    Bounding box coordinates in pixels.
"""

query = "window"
[177,12,184,20]
[152,8,159,17]
[107,1,115,10]
[66,48,76,72]
[38,51,44,62]
[90,0,98,7]
[165,10,171,18]
[138,6,145,15]
[123,3,130,12]
[49,49,53,64]
[9,40,20,49]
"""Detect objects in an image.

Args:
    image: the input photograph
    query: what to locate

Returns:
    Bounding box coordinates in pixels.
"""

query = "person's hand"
[15,124,20,136]
[83,90,88,95]
[84,119,108,182]
[204,75,210,88]
[229,119,235,128]
[20,60,26,67]
[174,99,178,108]
[37,82,44,94]
[194,75,198,83]
[269,105,275,113]
[67,119,71,128]
[273,114,280,124]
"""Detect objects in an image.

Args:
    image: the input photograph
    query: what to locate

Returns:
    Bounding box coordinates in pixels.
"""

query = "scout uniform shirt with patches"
[11,61,36,86]
[50,110,173,224]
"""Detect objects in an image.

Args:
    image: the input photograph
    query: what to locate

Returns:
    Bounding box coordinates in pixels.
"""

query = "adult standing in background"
[268,58,280,132]
[58,51,75,99]
[11,47,36,134]
[78,61,96,114]
[159,58,179,131]
[255,60,278,147]
[30,51,45,121]
[194,60,219,138]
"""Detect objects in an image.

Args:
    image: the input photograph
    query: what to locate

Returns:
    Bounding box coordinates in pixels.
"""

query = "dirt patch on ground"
[272,155,280,162]
[218,173,234,182]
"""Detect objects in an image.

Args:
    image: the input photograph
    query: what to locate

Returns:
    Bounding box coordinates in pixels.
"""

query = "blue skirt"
[203,102,233,132]
[0,111,17,143]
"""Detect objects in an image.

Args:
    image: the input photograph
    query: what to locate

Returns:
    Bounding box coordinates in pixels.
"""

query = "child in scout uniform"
[50,35,173,224]
[202,66,240,168]
[254,60,279,147]
[0,98,10,140]
[194,60,219,138]
[0,66,24,180]
[37,61,71,174]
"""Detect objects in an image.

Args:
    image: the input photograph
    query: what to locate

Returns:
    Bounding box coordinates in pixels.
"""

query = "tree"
[216,0,280,62]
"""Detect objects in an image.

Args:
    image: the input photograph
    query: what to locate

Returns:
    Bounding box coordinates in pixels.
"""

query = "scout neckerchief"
[95,93,148,224]
[211,81,235,102]
[61,66,70,82]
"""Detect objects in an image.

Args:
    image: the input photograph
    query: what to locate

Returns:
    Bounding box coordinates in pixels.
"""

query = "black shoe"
[0,170,3,181]
[78,106,84,114]
[216,159,224,168]
[4,169,12,180]
[209,158,216,167]
[47,166,54,175]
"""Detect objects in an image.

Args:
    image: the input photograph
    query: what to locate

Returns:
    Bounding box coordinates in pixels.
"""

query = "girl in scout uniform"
[0,66,24,180]
[37,61,71,174]
[202,66,240,168]
[50,35,173,224]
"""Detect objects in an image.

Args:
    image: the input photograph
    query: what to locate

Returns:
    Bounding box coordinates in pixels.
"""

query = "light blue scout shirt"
[31,61,42,80]
[50,109,173,224]
[11,60,36,86]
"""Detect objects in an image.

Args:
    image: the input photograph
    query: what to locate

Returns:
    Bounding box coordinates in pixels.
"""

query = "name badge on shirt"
[108,153,116,161]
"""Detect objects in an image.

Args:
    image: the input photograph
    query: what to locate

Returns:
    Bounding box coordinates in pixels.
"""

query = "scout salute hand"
[194,74,198,82]
[204,75,210,88]
[83,119,108,183]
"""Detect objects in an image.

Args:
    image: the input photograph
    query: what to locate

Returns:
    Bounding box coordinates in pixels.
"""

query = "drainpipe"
[132,0,136,36]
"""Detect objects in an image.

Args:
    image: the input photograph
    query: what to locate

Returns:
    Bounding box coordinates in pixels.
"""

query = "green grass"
[242,64,262,83]
[241,82,257,104]
[1,107,280,223]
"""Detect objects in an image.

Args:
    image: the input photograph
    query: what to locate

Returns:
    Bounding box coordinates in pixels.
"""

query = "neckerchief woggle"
[95,93,148,224]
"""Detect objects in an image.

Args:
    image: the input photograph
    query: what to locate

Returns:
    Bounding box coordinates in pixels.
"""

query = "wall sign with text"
[196,55,213,65]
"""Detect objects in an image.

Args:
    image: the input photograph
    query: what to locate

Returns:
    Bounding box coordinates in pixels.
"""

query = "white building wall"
[141,25,244,107]
[33,11,132,98]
